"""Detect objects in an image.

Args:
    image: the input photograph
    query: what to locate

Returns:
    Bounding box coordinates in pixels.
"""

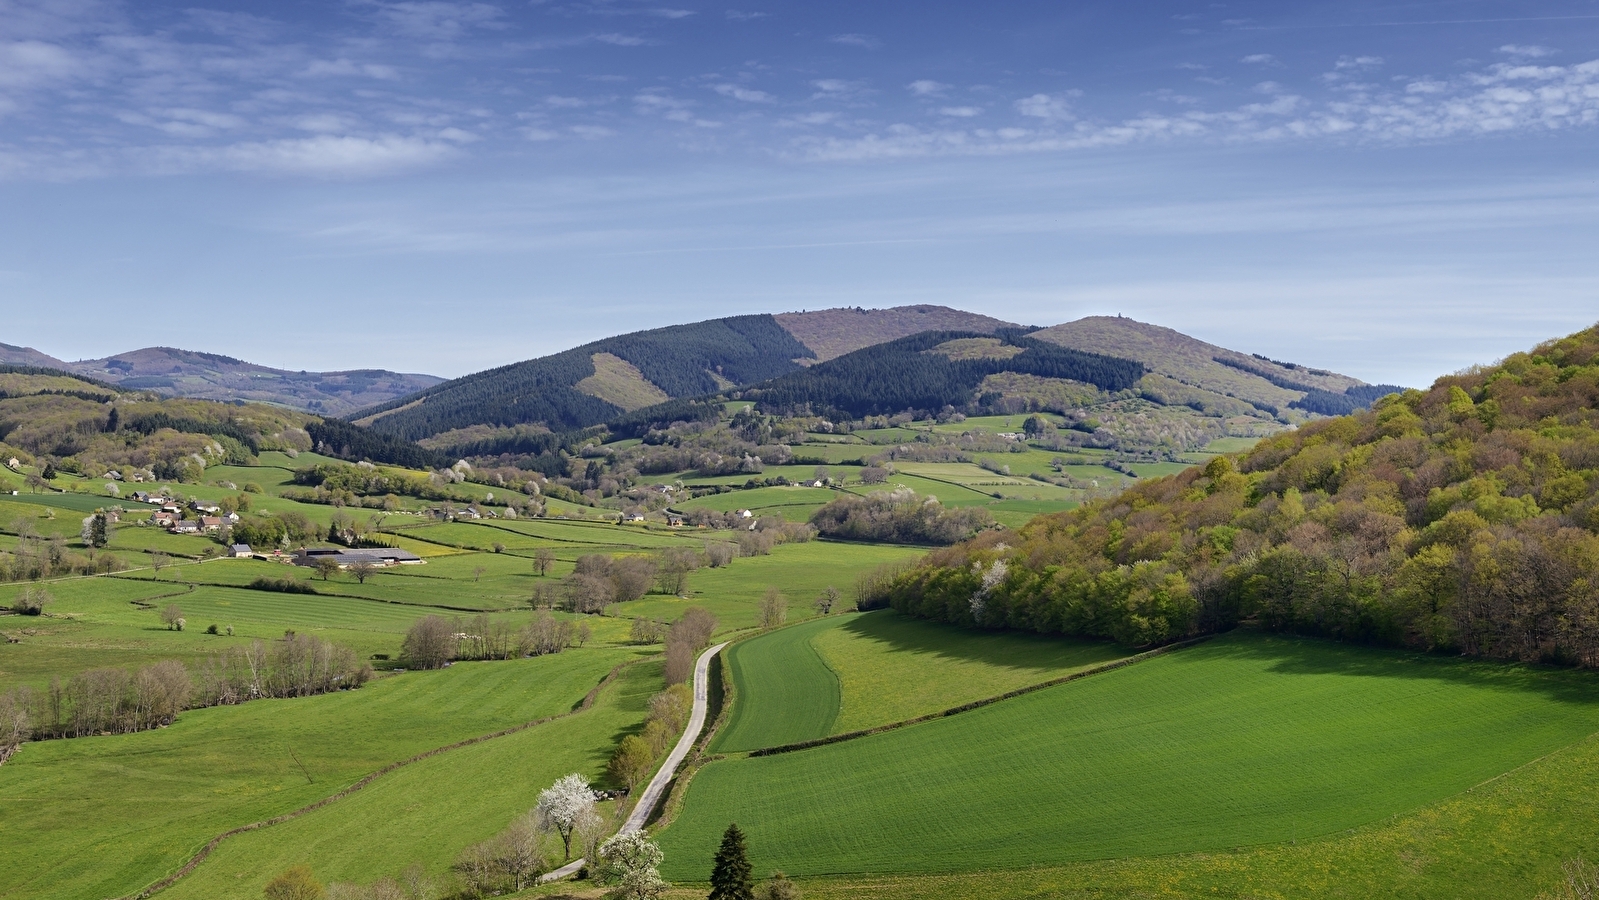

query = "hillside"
[878,321,1599,666]
[1034,316,1388,418]
[353,315,816,443]
[0,343,442,416]
[775,305,1018,362]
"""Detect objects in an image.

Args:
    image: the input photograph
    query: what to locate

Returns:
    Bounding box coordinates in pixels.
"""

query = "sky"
[2,0,1598,388]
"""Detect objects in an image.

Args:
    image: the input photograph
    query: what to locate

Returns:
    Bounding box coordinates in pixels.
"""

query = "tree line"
[809,487,995,545]
[1,632,369,748]
[876,324,1599,664]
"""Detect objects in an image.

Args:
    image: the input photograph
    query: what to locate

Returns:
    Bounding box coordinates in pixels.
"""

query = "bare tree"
[401,616,453,669]
[533,548,555,577]
[759,587,788,630]
[160,604,185,631]
[495,813,549,892]
[573,620,591,647]
[349,559,378,585]
[472,565,486,582]
[149,551,169,578]
[815,586,841,616]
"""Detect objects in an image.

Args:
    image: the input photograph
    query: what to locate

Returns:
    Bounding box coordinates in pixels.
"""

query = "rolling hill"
[352,306,1019,444]
[0,344,442,416]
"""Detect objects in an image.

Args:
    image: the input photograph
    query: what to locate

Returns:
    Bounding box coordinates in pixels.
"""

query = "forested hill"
[880,322,1599,669]
[1034,316,1387,418]
[0,343,442,417]
[774,305,1018,362]
[353,315,817,442]
[741,330,1147,419]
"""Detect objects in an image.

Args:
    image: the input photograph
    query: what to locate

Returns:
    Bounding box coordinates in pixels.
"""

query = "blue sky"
[2,0,1598,387]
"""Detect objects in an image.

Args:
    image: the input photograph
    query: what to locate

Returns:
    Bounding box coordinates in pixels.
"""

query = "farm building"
[229,544,253,558]
[293,547,424,568]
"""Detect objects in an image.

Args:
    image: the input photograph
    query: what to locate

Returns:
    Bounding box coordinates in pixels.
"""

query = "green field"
[0,649,638,900]
[159,658,664,900]
[712,617,843,752]
[676,485,839,522]
[656,630,1599,880]
[713,612,1133,751]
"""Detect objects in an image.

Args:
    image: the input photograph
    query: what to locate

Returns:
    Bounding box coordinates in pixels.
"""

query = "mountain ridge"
[0,343,443,416]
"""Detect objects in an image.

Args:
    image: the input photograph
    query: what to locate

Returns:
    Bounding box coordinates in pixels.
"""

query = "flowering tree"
[593,830,667,900]
[534,773,599,860]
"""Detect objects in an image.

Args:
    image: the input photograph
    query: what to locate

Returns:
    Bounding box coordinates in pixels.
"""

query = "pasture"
[655,630,1599,880]
[714,611,1133,751]
[0,649,638,900]
[159,659,666,900]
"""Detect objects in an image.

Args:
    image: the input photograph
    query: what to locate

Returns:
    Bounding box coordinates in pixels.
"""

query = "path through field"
[542,640,727,883]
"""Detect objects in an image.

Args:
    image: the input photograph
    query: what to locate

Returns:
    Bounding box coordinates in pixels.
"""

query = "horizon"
[4,0,1599,387]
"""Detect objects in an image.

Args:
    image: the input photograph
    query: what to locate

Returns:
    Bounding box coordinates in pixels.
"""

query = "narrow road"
[542,640,729,882]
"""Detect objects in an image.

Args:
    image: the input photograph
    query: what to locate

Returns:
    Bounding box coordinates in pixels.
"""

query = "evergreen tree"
[707,823,754,900]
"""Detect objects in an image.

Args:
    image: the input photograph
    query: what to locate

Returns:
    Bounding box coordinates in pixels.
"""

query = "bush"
[247,577,318,595]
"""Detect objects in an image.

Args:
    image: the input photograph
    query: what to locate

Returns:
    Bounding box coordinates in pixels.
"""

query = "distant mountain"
[0,343,443,416]
[354,306,1020,443]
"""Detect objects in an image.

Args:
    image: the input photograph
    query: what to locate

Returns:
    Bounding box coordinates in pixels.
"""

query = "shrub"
[247,577,318,595]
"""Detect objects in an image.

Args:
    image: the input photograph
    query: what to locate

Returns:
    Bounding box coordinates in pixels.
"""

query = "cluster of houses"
[144,498,239,535]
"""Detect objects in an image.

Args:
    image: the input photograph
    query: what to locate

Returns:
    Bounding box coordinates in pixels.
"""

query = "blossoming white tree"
[593,830,667,900]
[535,773,600,861]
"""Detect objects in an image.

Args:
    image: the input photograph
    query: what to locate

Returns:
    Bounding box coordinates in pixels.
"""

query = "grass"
[617,540,924,631]
[711,617,842,753]
[725,731,1599,900]
[713,612,1133,753]
[0,648,639,900]
[813,611,1131,734]
[654,630,1599,880]
[157,659,665,900]
[676,486,838,522]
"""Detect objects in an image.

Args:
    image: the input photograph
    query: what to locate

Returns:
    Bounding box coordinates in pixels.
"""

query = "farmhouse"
[293,547,424,568]
[199,516,223,532]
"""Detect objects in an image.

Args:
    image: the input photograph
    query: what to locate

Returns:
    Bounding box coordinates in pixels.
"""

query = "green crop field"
[712,617,842,752]
[714,612,1133,752]
[159,659,664,900]
[813,611,1131,733]
[676,486,838,522]
[0,648,638,900]
[656,630,1599,880]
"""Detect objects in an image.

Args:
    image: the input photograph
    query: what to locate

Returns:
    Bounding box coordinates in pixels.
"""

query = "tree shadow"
[835,610,1130,674]
[1196,629,1599,707]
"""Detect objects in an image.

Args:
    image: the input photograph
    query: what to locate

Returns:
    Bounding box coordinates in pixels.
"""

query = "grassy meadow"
[656,630,1599,880]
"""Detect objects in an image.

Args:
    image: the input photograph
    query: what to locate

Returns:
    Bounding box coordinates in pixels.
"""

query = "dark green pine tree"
[707,822,754,900]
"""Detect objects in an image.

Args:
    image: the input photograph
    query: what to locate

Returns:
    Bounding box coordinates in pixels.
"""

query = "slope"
[0,343,442,416]
[656,630,1599,879]
[1033,316,1379,417]
[353,315,817,442]
[775,305,1019,362]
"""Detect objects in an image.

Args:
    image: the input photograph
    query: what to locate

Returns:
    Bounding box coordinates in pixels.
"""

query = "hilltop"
[774,305,1017,362]
[0,343,441,416]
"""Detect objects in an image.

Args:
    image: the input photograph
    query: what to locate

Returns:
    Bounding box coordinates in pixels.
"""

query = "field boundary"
[115,657,641,900]
[747,634,1215,757]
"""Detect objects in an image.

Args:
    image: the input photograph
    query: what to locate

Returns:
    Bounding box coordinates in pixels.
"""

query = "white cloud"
[544,95,588,108]
[0,40,85,88]
[725,10,767,20]
[569,125,615,139]
[939,106,981,117]
[1014,93,1076,121]
[595,33,647,46]
[908,79,949,96]
[1241,53,1279,66]
[302,59,401,80]
[829,33,880,49]
[712,83,773,102]
[149,134,459,176]
[1499,45,1557,58]
[368,2,507,39]
[1335,55,1383,71]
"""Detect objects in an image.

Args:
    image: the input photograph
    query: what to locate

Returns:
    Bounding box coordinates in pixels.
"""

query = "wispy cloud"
[1240,53,1281,66]
[1498,44,1557,58]
[829,33,880,50]
[907,79,949,96]
[938,106,981,117]
[712,83,774,103]
[146,134,460,177]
